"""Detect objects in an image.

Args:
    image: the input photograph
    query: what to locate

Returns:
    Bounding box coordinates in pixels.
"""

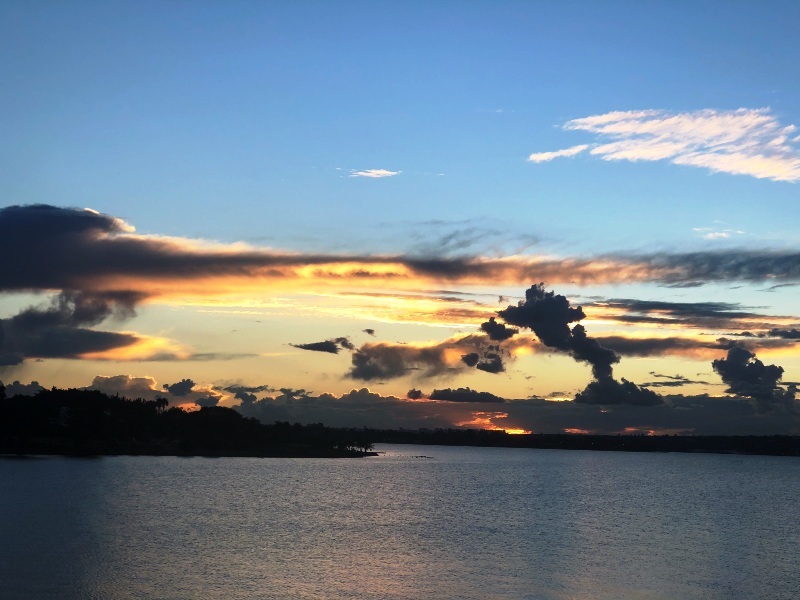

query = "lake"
[1,445,798,599]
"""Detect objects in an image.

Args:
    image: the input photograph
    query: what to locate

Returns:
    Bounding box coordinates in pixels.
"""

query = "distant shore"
[366,429,800,457]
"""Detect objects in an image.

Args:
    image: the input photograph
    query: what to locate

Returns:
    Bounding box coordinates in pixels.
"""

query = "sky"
[2,1,800,435]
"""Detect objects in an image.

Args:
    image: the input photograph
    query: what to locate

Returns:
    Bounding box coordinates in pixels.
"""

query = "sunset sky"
[2,1,800,435]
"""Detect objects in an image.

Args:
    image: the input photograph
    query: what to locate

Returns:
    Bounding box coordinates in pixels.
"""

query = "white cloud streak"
[528,144,589,163]
[530,108,800,182]
[350,169,401,178]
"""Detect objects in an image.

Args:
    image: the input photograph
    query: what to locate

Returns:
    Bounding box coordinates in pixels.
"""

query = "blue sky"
[2,1,800,434]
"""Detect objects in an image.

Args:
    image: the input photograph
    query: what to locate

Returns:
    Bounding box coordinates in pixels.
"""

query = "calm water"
[1,445,798,600]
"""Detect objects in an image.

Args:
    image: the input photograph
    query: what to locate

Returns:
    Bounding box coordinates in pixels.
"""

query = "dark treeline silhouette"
[367,427,800,456]
[2,385,798,457]
[0,386,374,457]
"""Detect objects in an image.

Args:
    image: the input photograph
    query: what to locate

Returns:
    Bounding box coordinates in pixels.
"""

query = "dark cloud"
[570,324,619,379]
[594,298,796,332]
[0,380,45,396]
[291,337,354,354]
[712,346,796,411]
[363,328,376,336]
[475,351,505,374]
[194,396,220,408]
[627,250,800,285]
[233,387,800,435]
[7,207,800,304]
[768,328,800,339]
[235,391,258,404]
[480,316,518,341]
[162,379,195,397]
[597,335,720,357]
[641,372,709,388]
[348,343,455,381]
[223,384,274,405]
[407,388,423,400]
[498,283,585,350]
[461,352,480,367]
[573,378,663,406]
[293,340,338,354]
[0,291,142,365]
[429,387,506,403]
[497,284,660,405]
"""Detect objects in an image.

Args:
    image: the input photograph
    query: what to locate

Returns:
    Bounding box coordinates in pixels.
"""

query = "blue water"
[1,445,798,599]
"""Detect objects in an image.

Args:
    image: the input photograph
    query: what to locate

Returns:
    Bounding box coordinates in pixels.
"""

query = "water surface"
[1,445,798,599]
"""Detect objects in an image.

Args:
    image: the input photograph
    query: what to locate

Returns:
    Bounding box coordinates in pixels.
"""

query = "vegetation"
[0,386,374,457]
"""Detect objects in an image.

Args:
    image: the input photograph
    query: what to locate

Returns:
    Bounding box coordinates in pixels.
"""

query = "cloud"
[460,352,480,367]
[349,169,400,178]
[348,342,458,381]
[429,387,506,403]
[528,144,589,163]
[597,335,724,359]
[712,346,796,411]
[9,207,800,307]
[641,373,709,388]
[531,108,800,182]
[768,328,800,339]
[224,384,275,405]
[407,388,423,400]
[475,350,505,374]
[480,316,518,341]
[574,377,663,406]
[0,380,45,396]
[162,378,195,397]
[235,386,800,435]
[88,375,163,400]
[0,291,144,365]
[291,337,354,354]
[496,284,660,405]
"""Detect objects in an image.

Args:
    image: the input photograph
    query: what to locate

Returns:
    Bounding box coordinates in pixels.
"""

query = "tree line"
[0,385,374,457]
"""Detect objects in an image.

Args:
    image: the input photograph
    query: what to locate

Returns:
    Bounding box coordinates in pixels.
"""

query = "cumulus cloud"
[162,378,195,397]
[497,284,660,405]
[350,169,401,178]
[88,375,164,400]
[0,380,45,396]
[712,346,796,411]
[530,108,800,182]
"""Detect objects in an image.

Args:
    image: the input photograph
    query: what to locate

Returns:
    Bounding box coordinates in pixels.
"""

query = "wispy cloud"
[530,108,800,182]
[693,227,746,240]
[528,144,589,163]
[350,169,401,178]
